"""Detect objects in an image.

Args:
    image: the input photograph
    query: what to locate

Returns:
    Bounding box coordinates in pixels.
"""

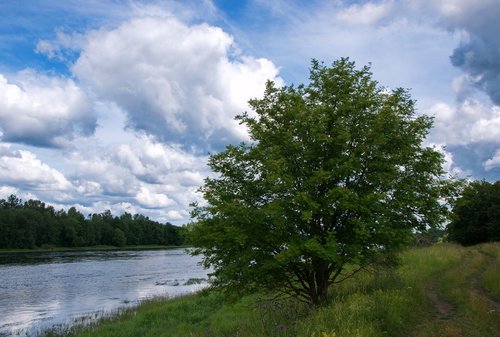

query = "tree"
[0,195,184,249]
[111,228,127,247]
[447,180,500,245]
[189,58,454,306]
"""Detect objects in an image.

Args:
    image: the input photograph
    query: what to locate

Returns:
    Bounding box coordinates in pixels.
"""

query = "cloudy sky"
[0,0,499,225]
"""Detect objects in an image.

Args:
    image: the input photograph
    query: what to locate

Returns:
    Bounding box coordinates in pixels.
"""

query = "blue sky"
[0,0,499,224]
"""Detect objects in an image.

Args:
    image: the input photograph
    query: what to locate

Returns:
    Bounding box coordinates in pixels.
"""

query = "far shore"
[0,244,190,254]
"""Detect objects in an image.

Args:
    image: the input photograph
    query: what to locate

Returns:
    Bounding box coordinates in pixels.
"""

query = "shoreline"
[0,244,190,254]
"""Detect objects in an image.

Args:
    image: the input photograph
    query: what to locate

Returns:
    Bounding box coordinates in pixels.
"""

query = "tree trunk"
[309,263,330,306]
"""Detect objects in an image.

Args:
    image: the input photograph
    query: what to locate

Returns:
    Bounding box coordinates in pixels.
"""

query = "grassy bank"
[44,243,500,337]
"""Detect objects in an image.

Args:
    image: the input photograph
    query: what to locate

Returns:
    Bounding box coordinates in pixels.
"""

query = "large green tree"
[190,59,454,305]
[447,180,500,245]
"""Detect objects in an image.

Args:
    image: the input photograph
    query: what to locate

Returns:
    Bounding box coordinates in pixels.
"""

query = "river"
[0,248,209,336]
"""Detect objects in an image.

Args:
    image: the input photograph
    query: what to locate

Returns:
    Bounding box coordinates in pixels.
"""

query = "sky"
[0,0,499,225]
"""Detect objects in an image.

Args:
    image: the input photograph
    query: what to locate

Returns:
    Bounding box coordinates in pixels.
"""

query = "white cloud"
[114,134,208,184]
[64,133,208,223]
[469,115,500,143]
[247,1,460,106]
[7,117,209,224]
[430,102,455,122]
[0,186,19,198]
[246,0,499,180]
[429,99,500,146]
[69,151,139,197]
[336,1,395,25]
[82,200,140,218]
[70,16,281,149]
[429,143,466,177]
[484,150,500,171]
[136,186,175,208]
[420,0,500,106]
[0,70,95,147]
[0,144,72,190]
[112,135,208,209]
[166,209,188,220]
[36,31,86,61]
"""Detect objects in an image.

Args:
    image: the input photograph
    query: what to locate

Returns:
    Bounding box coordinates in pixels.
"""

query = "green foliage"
[447,180,500,245]
[189,58,455,305]
[111,228,127,246]
[0,195,183,249]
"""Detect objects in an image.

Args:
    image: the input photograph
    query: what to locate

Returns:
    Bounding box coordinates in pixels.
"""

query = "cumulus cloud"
[427,90,500,179]
[437,0,500,106]
[0,107,210,224]
[0,70,95,147]
[430,99,500,145]
[258,0,499,107]
[246,0,460,105]
[36,30,86,62]
[66,133,208,222]
[112,135,208,208]
[68,16,281,150]
[114,135,208,184]
[333,0,500,179]
[0,186,19,198]
[484,150,500,171]
[166,209,189,220]
[136,186,175,208]
[72,155,137,198]
[0,144,72,190]
[426,143,466,178]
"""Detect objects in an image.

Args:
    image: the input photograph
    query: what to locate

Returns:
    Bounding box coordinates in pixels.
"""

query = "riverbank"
[0,244,189,254]
[42,242,500,337]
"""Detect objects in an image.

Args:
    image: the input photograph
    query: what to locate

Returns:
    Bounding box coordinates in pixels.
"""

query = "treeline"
[0,195,183,249]
[447,180,500,246]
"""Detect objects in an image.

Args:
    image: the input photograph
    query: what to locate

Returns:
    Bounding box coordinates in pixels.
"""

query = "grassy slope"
[46,243,500,337]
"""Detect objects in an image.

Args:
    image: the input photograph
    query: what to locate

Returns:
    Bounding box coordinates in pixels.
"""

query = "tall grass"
[479,242,500,299]
[297,244,468,337]
[47,243,499,337]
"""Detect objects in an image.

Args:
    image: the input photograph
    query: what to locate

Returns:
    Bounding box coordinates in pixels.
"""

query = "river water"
[0,248,209,336]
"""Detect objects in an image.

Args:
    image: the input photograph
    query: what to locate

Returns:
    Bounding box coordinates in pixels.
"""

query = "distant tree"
[0,195,183,249]
[447,180,500,245]
[0,194,22,209]
[111,228,127,247]
[164,223,183,245]
[189,58,456,305]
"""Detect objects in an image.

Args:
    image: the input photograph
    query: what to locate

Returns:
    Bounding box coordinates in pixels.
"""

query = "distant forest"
[0,195,183,249]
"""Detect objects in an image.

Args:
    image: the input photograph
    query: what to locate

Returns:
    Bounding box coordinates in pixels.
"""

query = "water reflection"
[0,250,146,266]
[0,249,208,336]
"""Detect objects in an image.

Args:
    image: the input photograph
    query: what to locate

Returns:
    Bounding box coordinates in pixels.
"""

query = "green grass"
[43,243,500,337]
[479,242,500,299]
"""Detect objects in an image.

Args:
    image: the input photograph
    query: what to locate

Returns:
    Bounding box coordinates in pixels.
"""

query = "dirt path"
[420,284,461,337]
[420,248,500,337]
[471,250,500,313]
[425,285,455,320]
